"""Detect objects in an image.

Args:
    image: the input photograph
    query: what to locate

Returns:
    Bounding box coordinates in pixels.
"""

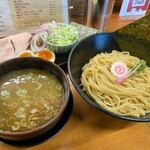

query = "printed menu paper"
[0,0,69,37]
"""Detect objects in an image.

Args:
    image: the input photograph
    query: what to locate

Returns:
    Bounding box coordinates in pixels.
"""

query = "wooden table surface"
[1,11,150,150]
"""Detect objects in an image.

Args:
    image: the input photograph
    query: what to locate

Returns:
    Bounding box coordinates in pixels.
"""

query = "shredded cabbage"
[47,24,78,46]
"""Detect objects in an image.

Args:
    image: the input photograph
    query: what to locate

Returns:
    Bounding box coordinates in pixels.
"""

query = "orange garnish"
[36,49,55,62]
[18,50,35,57]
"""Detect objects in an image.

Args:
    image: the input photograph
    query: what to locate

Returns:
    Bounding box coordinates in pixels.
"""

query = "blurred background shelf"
[70,0,150,31]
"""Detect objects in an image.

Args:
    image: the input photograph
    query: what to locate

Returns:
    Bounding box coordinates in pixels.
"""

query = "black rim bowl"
[0,57,70,141]
[68,32,150,122]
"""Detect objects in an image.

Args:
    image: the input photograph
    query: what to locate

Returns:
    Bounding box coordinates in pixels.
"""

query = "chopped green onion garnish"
[47,24,78,46]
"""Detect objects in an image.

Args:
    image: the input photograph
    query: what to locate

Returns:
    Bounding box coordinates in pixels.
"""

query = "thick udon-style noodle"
[0,69,64,132]
[81,51,150,117]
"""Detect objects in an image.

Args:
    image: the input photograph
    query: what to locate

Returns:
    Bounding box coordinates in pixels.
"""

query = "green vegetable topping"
[137,59,147,72]
[47,24,78,46]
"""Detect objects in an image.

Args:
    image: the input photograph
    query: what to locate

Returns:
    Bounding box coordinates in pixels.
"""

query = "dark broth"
[0,69,64,132]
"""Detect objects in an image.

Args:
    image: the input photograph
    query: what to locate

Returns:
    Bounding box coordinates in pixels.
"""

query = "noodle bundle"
[81,51,150,117]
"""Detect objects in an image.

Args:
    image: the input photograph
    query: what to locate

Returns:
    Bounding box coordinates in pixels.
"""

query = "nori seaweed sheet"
[114,14,150,66]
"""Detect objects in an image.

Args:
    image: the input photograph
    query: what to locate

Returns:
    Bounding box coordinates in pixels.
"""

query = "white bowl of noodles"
[0,57,70,141]
[68,32,150,122]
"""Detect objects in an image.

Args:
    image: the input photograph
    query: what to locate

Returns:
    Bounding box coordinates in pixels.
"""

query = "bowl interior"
[68,32,150,122]
[0,57,70,138]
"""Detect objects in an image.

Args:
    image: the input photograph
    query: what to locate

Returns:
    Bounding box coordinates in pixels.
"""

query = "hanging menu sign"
[0,0,69,37]
[119,0,150,19]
